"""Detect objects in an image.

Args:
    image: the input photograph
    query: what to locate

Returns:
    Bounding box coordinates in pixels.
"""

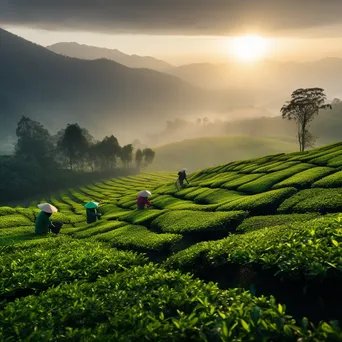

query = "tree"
[281,88,332,152]
[98,135,120,170]
[143,148,156,166]
[135,149,143,171]
[120,144,133,168]
[57,123,89,170]
[15,116,55,166]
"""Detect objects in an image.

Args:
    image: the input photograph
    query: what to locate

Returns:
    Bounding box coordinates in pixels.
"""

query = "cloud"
[1,0,342,36]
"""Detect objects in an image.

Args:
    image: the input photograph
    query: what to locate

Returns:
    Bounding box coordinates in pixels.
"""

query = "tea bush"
[238,164,312,194]
[92,224,182,253]
[273,167,334,189]
[236,213,320,233]
[2,264,339,341]
[313,170,342,188]
[278,188,342,213]
[167,216,342,282]
[221,174,265,190]
[151,210,247,235]
[217,188,297,215]
[0,237,147,299]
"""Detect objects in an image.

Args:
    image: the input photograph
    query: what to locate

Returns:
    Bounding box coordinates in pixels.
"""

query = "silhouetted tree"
[143,148,155,166]
[135,149,143,171]
[57,123,89,170]
[15,116,55,166]
[120,144,133,168]
[98,135,120,170]
[281,88,332,152]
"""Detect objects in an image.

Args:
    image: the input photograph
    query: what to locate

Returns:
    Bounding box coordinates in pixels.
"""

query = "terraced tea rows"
[2,143,342,340]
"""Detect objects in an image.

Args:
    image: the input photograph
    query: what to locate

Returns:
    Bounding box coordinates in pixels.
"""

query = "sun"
[231,35,269,62]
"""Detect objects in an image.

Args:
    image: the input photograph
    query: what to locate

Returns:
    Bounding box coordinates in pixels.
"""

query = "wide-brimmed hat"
[84,201,99,209]
[37,203,58,213]
[138,190,151,197]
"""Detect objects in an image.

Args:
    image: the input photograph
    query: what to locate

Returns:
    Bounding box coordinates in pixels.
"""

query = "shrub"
[0,237,147,298]
[273,167,334,189]
[221,174,265,190]
[310,150,342,165]
[238,164,312,194]
[0,215,33,229]
[72,221,128,239]
[0,207,17,216]
[278,188,342,213]
[3,264,337,341]
[166,215,342,282]
[217,188,297,215]
[194,188,245,205]
[313,170,342,188]
[255,161,301,173]
[92,224,182,253]
[151,210,247,235]
[237,213,321,233]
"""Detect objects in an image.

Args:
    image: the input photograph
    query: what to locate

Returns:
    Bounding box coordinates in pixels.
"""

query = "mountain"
[47,42,173,72]
[0,28,231,142]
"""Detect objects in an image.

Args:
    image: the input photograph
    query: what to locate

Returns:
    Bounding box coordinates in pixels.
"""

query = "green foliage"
[167,215,342,281]
[278,188,342,213]
[193,188,245,204]
[238,164,312,194]
[92,224,182,253]
[3,264,338,341]
[237,213,321,233]
[221,173,265,190]
[151,210,247,234]
[217,188,297,215]
[0,215,32,228]
[273,167,334,189]
[313,170,342,188]
[0,237,147,298]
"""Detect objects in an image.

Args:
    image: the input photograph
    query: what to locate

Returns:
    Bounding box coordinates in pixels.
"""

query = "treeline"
[0,116,156,203]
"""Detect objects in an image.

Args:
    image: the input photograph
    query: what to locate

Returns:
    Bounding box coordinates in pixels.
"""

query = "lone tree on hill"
[281,88,332,152]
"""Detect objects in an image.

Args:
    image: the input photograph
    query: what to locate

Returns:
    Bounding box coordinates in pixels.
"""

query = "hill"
[0,28,224,141]
[2,143,342,339]
[150,136,298,171]
[47,42,173,71]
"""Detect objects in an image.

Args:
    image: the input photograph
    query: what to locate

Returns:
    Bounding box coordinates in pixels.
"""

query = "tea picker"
[35,203,63,235]
[176,168,189,189]
[85,201,102,223]
[137,190,152,210]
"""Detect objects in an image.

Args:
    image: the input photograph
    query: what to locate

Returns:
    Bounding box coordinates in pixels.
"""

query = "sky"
[2,1,342,64]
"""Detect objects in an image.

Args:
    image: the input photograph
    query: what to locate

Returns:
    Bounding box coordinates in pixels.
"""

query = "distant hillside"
[47,42,173,71]
[149,136,298,171]
[0,28,228,141]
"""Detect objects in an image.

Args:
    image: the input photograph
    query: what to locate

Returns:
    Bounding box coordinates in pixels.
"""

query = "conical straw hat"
[37,203,58,213]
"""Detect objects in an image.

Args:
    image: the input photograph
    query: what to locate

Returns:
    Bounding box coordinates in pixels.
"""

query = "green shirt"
[35,211,51,234]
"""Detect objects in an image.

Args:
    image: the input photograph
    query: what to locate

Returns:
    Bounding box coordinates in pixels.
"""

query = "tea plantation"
[2,142,342,340]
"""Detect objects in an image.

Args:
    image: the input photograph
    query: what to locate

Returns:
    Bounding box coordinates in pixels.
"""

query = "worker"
[35,203,61,234]
[177,168,189,189]
[85,201,102,223]
[137,190,152,210]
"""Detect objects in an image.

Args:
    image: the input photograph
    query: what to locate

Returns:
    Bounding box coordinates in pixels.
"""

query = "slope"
[149,136,298,171]
[2,143,342,339]
[0,28,208,139]
[47,42,173,71]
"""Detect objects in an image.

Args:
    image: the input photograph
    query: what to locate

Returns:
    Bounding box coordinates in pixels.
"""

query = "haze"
[2,0,342,170]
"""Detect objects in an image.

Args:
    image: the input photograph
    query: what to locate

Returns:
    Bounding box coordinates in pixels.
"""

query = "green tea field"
[2,142,342,340]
